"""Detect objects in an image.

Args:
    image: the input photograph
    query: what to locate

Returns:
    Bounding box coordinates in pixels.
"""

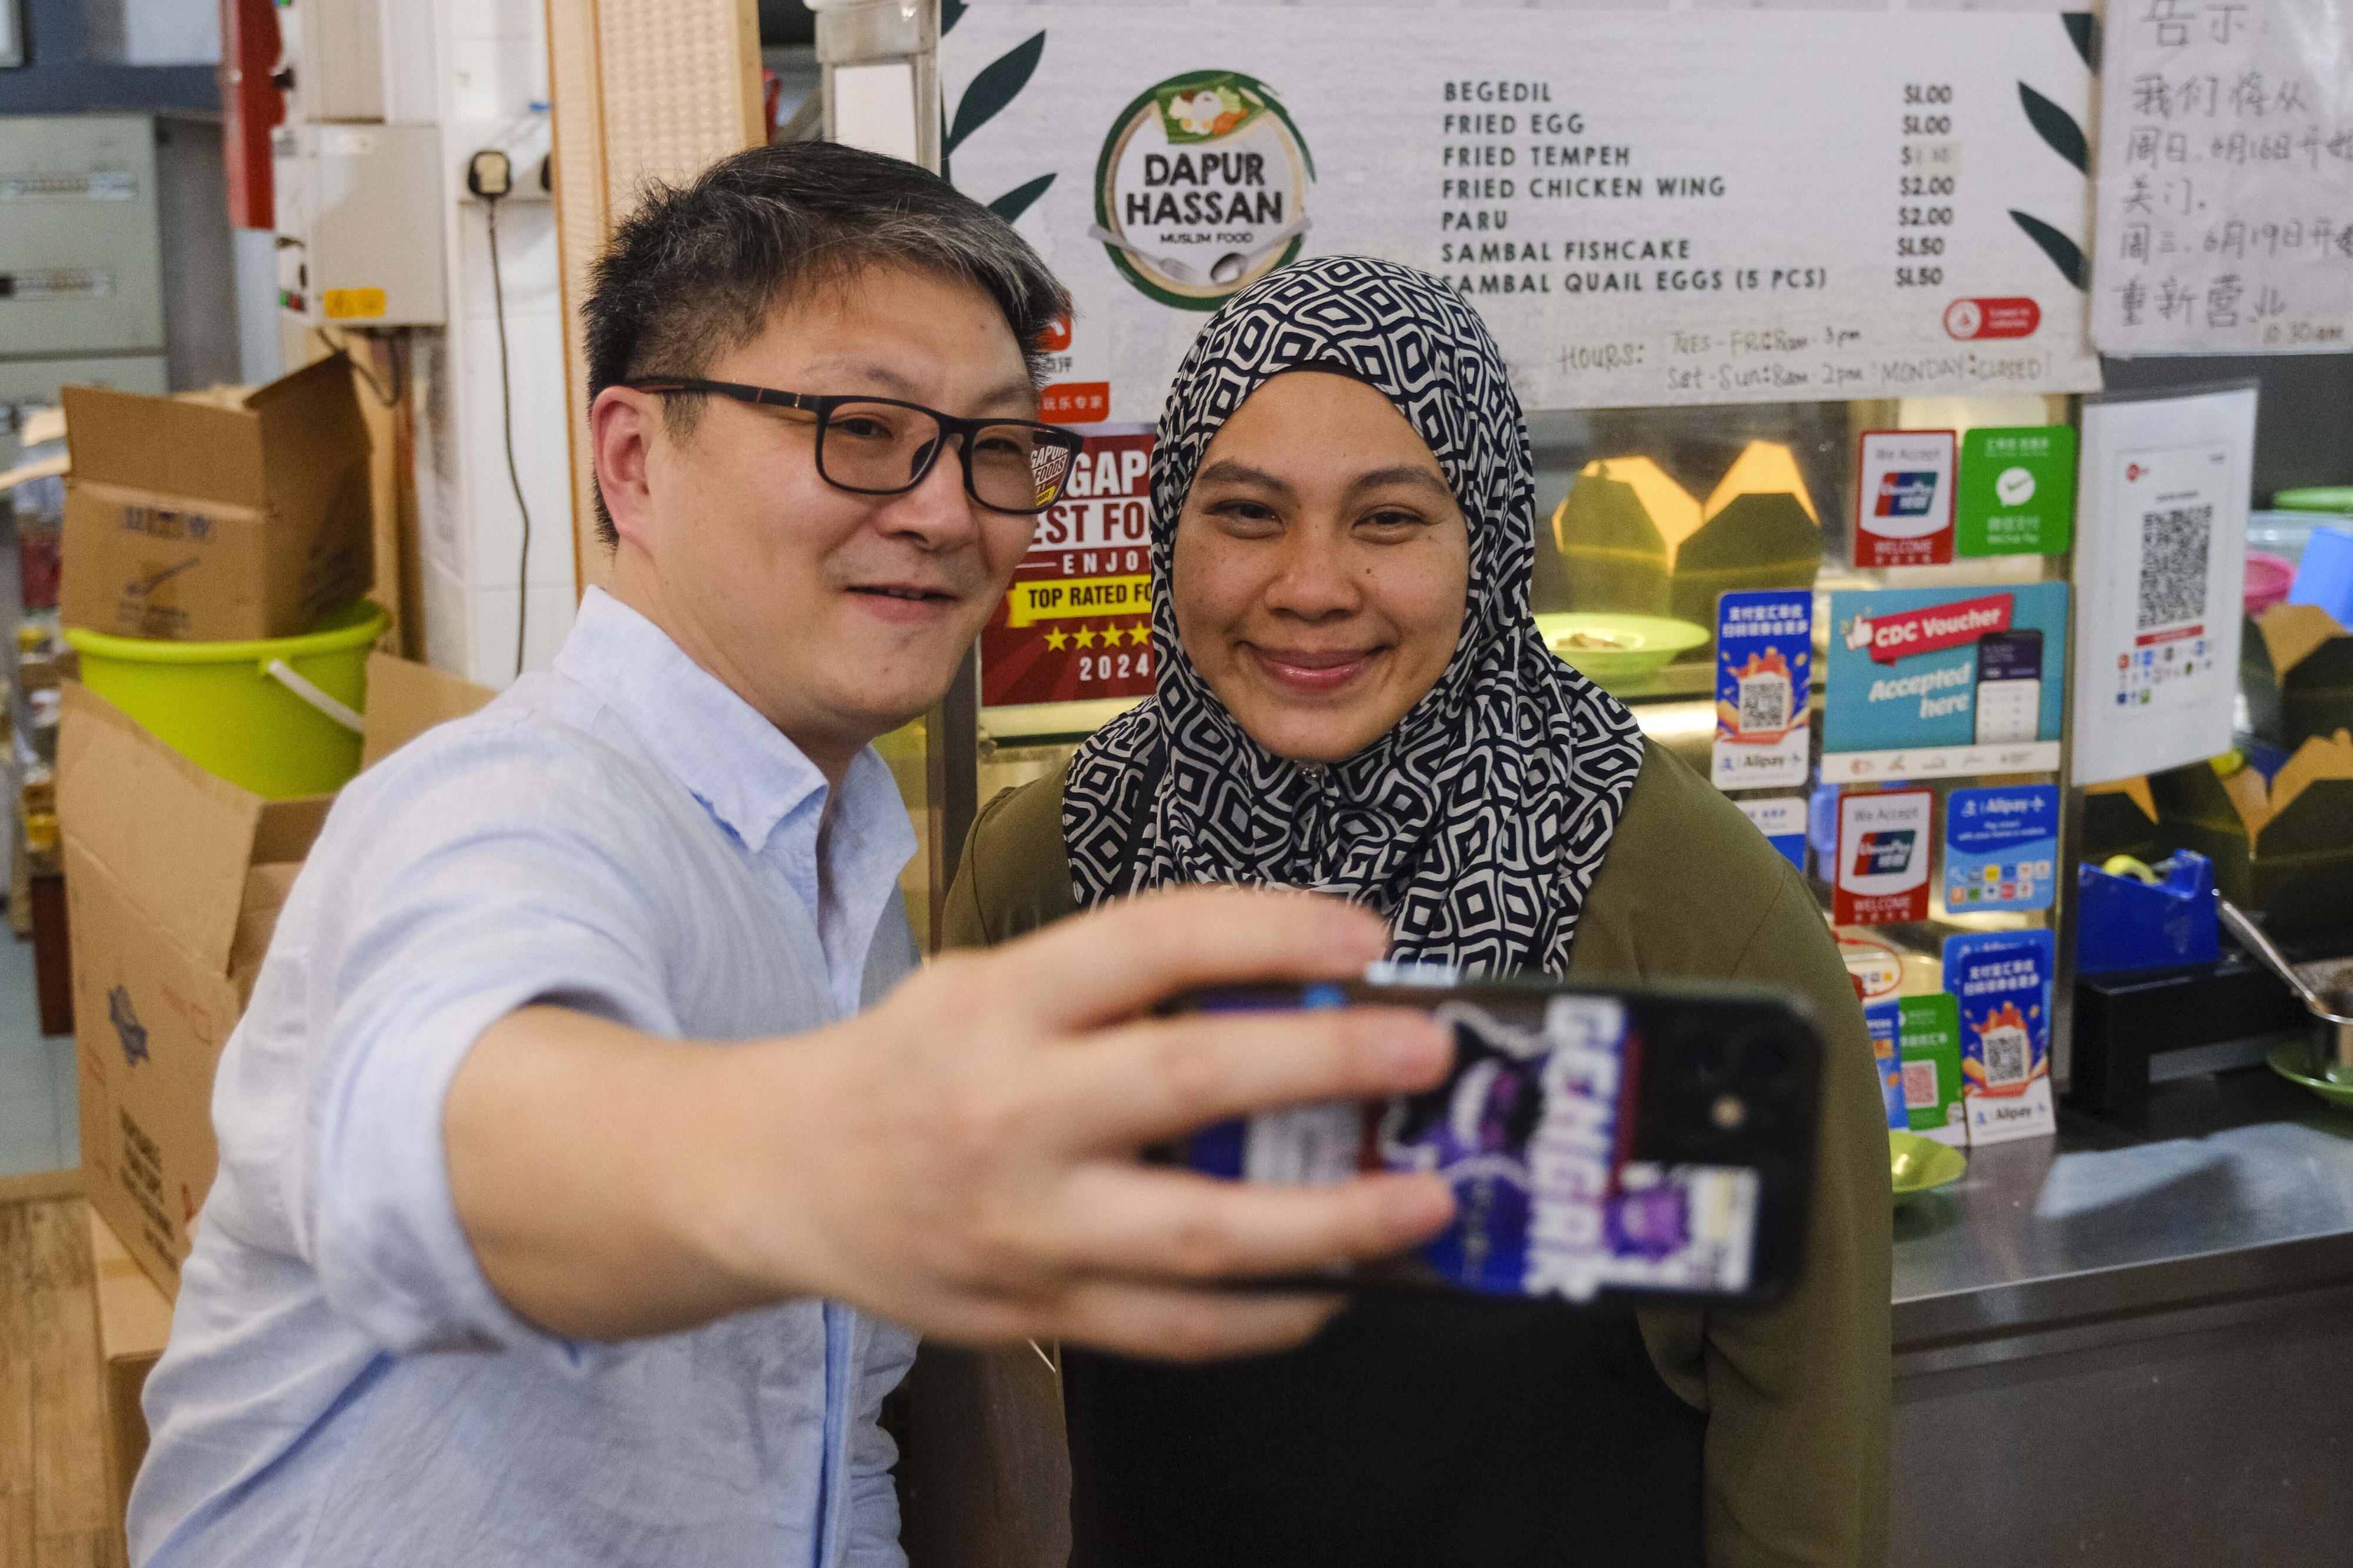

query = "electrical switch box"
[273,122,446,328]
[80,0,222,67]
[0,115,165,360]
[0,353,166,474]
[275,0,386,124]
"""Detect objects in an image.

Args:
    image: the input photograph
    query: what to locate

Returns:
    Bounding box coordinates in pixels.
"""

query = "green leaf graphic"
[2018,83,2088,174]
[942,0,968,35]
[946,31,1046,158]
[988,173,1056,225]
[2062,12,2098,71]
[2011,211,2087,291]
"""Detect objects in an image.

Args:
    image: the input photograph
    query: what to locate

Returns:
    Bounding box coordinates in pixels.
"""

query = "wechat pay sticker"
[1094,71,1315,310]
[1995,467,2037,507]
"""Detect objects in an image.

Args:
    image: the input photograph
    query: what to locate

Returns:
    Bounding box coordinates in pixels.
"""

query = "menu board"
[2092,0,2353,354]
[979,425,1157,708]
[946,3,2101,415]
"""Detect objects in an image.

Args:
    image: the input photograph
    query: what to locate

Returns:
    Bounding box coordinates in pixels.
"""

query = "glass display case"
[936,392,2077,1137]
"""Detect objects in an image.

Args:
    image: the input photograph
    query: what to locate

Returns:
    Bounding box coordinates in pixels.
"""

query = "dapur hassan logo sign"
[1094,71,1315,310]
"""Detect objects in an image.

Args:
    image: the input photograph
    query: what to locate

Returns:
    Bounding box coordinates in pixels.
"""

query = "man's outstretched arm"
[445,888,1457,1359]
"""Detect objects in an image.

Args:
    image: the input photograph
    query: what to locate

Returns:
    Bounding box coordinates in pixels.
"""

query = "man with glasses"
[128,142,1455,1567]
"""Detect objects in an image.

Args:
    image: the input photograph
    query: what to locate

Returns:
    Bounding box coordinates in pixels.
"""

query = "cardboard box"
[2081,774,2167,865]
[88,1206,173,1533]
[60,355,374,642]
[2244,604,2353,750]
[357,650,496,769]
[2148,732,2353,934]
[61,658,493,1298]
[1550,442,1823,656]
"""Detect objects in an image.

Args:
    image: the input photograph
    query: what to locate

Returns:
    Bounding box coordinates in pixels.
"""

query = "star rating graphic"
[1040,619,1152,660]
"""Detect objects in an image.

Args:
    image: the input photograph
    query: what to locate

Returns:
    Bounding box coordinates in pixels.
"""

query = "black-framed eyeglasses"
[623,378,1084,516]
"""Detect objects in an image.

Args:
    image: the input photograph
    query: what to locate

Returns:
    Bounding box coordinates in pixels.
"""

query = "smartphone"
[1156,972,1821,1310]
[1973,628,2043,745]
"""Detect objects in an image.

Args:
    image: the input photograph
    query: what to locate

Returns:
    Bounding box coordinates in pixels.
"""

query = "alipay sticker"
[1943,928,2055,1144]
[1736,796,1808,872]
[1865,1000,1907,1130]
[1713,590,1812,792]
[1943,785,2059,913]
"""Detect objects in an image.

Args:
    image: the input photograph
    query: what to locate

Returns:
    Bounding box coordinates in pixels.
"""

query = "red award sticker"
[979,426,1157,708]
[1038,381,1109,423]
[1855,430,1956,569]
[1834,788,1934,926]
[1942,297,2041,340]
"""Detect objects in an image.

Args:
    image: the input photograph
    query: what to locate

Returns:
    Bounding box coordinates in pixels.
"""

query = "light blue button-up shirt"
[129,589,923,1567]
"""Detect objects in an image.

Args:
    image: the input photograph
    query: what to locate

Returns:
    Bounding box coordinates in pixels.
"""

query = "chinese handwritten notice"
[2093,0,2353,353]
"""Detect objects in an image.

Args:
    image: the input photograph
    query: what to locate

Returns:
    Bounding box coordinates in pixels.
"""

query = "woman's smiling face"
[1171,371,1472,763]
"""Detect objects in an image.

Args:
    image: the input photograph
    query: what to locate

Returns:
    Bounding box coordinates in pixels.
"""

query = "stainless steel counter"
[1888,1055,2353,1566]
[1893,1048,2353,1373]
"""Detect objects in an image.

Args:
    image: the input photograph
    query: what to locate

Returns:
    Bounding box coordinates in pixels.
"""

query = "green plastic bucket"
[65,600,389,798]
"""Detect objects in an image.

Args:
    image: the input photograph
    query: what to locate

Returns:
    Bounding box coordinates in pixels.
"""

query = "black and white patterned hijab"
[1062,256,1647,975]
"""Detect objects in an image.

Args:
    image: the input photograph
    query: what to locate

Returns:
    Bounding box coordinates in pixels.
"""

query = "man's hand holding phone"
[452,888,1457,1359]
[738,889,1461,1357]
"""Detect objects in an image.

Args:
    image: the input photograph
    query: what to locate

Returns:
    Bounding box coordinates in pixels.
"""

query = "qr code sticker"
[1737,671,1791,736]
[1902,1060,1938,1110]
[2136,503,2212,631]
[1981,1023,2030,1088]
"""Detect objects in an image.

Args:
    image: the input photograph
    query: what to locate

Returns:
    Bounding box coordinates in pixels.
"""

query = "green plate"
[2271,486,2353,515]
[2266,1041,2353,1109]
[1534,612,1712,686]
[1889,1130,1967,1202]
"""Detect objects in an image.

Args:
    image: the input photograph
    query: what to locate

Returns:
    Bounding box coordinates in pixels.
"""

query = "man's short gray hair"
[583,140,1071,545]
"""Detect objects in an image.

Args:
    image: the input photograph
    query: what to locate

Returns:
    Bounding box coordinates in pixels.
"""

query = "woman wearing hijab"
[942,256,1889,1567]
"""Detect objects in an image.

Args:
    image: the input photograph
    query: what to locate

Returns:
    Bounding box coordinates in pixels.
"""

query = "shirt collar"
[555,588,888,860]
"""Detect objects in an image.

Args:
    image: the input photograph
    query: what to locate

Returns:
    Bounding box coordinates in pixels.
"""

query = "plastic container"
[64,600,388,798]
[2288,523,2353,629]
[2247,551,2298,616]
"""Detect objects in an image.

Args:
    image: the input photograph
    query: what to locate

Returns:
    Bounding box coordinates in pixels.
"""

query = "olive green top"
[942,738,1892,1567]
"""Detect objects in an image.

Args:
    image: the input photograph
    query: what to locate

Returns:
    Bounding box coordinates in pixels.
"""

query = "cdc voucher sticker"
[1825,582,2069,780]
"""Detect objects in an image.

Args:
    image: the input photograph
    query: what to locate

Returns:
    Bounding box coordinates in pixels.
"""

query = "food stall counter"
[1887,1057,2353,1564]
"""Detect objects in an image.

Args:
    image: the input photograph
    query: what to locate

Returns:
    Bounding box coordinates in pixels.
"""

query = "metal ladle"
[2218,898,2353,1080]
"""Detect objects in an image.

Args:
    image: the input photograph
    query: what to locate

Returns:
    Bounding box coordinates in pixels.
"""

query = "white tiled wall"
[410,0,577,688]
